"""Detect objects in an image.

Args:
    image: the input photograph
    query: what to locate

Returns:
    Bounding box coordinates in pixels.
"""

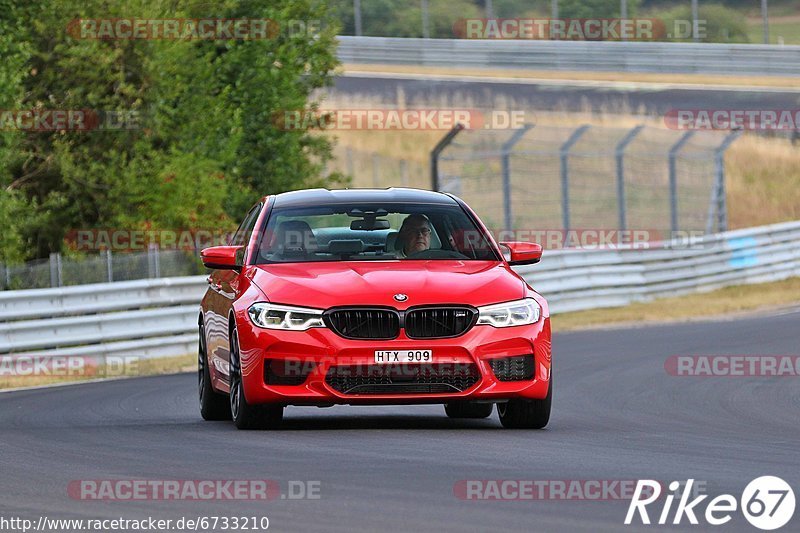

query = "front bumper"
[235,315,552,406]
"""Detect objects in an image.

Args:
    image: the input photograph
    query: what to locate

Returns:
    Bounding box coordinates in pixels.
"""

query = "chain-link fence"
[339,125,740,235]
[328,145,429,189]
[0,248,204,291]
[435,124,741,235]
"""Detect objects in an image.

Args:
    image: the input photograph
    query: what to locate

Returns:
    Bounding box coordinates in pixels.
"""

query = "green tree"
[330,0,481,38]
[0,0,345,261]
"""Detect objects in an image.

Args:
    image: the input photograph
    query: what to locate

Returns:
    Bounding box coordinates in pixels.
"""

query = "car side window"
[231,204,262,247]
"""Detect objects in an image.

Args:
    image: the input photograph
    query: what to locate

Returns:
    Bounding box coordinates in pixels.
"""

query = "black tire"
[497,377,552,429]
[444,401,494,419]
[199,324,231,421]
[229,327,283,430]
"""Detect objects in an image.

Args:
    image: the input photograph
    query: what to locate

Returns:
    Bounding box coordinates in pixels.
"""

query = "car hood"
[250,261,525,309]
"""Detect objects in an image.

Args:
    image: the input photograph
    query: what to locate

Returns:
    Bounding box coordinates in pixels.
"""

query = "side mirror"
[201,245,243,271]
[499,241,542,266]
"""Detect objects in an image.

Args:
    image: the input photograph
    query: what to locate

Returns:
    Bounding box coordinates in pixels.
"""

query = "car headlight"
[476,298,541,327]
[248,303,325,331]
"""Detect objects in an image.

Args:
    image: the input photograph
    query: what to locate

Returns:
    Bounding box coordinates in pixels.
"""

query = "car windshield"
[254,203,499,263]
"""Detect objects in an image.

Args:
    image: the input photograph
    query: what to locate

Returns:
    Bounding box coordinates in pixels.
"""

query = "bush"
[656,3,750,43]
[559,0,641,19]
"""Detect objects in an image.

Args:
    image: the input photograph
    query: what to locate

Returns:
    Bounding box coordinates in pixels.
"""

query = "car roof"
[270,188,458,208]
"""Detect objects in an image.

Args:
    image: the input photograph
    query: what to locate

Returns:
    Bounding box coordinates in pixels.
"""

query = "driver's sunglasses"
[405,227,431,237]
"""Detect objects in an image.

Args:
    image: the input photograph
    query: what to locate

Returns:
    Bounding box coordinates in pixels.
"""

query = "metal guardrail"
[1,248,204,291]
[0,277,205,360]
[337,36,800,76]
[1,220,799,360]
[516,220,800,313]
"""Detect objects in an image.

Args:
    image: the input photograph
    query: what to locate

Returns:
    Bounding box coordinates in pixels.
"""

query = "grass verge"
[746,15,800,45]
[554,276,800,331]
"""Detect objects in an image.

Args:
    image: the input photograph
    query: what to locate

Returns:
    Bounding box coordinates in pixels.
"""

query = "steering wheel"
[405,249,469,260]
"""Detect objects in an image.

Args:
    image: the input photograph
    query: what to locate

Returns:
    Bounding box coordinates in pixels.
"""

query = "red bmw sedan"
[199,188,551,430]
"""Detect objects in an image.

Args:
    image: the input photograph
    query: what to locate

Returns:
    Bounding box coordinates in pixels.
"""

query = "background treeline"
[331,0,773,43]
[0,0,344,262]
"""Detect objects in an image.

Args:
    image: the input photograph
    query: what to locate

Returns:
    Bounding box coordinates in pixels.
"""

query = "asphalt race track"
[1,309,798,532]
[333,72,800,116]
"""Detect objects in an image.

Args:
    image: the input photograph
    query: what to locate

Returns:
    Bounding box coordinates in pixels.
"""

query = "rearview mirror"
[350,219,391,230]
[201,245,243,270]
[499,241,542,266]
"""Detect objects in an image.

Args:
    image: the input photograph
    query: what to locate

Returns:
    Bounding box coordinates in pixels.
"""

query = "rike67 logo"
[625,477,795,530]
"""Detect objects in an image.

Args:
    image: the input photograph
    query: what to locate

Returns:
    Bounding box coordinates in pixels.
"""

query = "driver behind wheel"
[396,214,431,258]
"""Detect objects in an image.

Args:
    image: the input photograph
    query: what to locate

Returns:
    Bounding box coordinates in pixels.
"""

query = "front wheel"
[199,324,231,421]
[229,327,283,430]
[497,377,552,429]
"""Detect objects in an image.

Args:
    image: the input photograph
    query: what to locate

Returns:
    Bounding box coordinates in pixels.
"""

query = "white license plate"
[374,350,433,364]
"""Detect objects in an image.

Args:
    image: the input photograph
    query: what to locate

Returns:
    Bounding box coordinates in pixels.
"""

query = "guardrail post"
[559,125,591,232]
[0,263,6,290]
[431,123,465,191]
[615,125,644,231]
[105,249,114,282]
[147,245,161,279]
[500,124,534,231]
[49,252,62,287]
[707,129,742,233]
[668,131,696,233]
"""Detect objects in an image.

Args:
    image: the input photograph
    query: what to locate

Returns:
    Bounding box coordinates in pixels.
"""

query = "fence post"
[707,129,742,233]
[105,249,114,282]
[500,124,533,231]
[668,131,696,233]
[615,125,645,231]
[346,147,354,178]
[400,159,408,187]
[431,123,465,191]
[559,125,591,232]
[372,153,380,187]
[49,252,62,287]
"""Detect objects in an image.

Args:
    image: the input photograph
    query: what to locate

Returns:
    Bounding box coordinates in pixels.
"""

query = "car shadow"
[271,414,501,431]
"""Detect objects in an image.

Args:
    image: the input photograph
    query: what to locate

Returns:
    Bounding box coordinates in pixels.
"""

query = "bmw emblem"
[393,293,408,302]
